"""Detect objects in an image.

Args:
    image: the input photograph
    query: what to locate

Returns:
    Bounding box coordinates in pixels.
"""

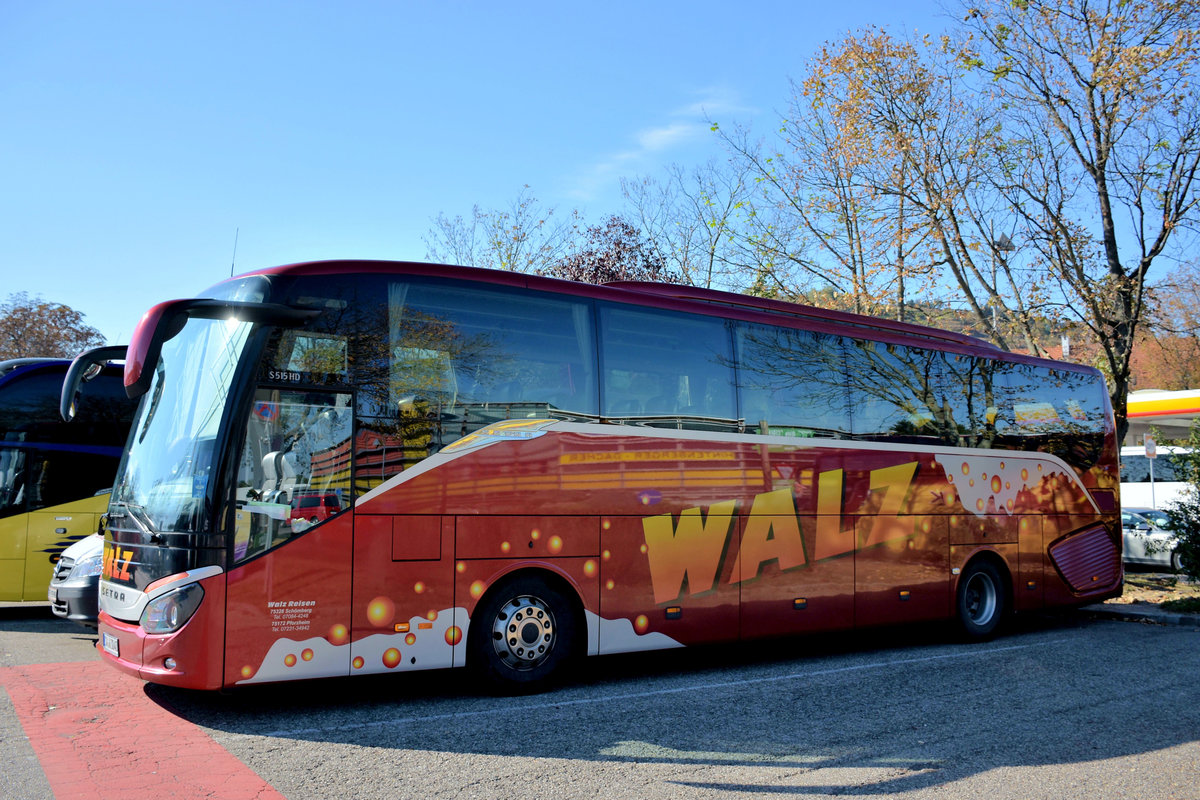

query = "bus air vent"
[1048,526,1120,593]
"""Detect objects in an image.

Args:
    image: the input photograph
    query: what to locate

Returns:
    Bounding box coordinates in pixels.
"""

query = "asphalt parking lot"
[2,603,1198,800]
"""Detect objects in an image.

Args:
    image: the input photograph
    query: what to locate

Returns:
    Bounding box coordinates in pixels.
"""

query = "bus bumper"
[96,574,227,690]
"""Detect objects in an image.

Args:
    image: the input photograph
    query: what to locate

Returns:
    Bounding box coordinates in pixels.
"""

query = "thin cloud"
[677,85,757,119]
[637,121,701,152]
[568,86,749,203]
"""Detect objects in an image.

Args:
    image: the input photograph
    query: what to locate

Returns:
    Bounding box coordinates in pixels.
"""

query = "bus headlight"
[141,583,204,634]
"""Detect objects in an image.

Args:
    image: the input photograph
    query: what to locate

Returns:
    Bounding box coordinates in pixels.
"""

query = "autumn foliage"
[0,292,106,360]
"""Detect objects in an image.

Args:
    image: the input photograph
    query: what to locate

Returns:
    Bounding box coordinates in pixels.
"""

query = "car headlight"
[68,554,104,580]
[140,583,204,634]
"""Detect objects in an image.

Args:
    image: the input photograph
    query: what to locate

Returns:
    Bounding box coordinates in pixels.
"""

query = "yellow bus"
[0,355,134,602]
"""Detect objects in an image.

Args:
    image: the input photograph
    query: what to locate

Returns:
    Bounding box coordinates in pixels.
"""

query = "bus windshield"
[111,316,253,533]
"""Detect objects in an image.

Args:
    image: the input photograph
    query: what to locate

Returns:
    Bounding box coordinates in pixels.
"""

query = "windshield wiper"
[109,500,164,543]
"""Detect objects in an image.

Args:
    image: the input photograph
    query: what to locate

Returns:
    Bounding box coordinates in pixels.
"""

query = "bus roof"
[234,259,1089,372]
[0,358,68,381]
[604,281,1000,351]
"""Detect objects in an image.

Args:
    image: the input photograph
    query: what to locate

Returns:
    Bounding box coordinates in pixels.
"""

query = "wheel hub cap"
[491,594,556,671]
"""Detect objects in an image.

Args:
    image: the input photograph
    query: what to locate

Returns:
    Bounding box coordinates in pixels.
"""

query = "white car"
[1121,507,1183,572]
[48,533,103,628]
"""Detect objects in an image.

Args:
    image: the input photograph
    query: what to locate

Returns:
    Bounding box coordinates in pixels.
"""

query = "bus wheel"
[1172,550,1184,573]
[469,575,577,692]
[956,560,1007,640]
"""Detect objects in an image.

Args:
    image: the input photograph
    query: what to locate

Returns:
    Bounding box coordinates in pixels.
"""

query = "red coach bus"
[93,261,1121,691]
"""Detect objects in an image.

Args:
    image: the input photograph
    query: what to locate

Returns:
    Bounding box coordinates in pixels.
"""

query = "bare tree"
[961,0,1200,438]
[620,159,752,290]
[712,32,954,319]
[423,186,581,273]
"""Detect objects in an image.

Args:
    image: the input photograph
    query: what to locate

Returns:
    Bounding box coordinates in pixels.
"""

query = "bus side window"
[735,323,850,438]
[844,339,962,445]
[28,450,116,510]
[991,363,1106,469]
[233,390,352,562]
[370,279,598,444]
[599,304,736,429]
[0,446,27,518]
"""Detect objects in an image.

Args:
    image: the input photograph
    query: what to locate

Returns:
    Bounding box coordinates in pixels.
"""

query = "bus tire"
[468,574,578,693]
[1171,549,1184,573]
[956,560,1007,640]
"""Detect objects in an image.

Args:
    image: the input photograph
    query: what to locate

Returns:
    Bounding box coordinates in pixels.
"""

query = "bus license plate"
[101,632,119,657]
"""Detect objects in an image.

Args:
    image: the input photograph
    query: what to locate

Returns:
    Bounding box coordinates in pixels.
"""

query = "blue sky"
[1,1,952,346]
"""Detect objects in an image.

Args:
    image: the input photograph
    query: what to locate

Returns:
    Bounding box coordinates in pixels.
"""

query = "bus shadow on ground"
[141,610,1200,795]
[0,604,97,643]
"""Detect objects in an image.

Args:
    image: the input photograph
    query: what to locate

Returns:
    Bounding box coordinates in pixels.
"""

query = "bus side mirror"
[60,345,127,422]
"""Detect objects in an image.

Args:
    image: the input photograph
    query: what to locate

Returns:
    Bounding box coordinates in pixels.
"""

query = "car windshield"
[1140,510,1172,528]
[111,316,254,532]
[1120,454,1184,482]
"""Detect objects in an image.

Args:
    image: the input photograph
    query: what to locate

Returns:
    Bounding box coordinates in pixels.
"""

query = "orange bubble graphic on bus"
[548,535,563,554]
[382,648,402,669]
[962,463,971,475]
[470,580,486,599]
[414,581,426,594]
[426,609,438,621]
[456,561,466,573]
[606,579,615,591]
[602,519,611,530]
[1021,468,1030,482]
[328,623,349,645]
[634,614,649,633]
[602,549,611,560]
[583,559,597,578]
[445,626,462,646]
[991,475,1003,493]
[352,656,365,669]
[301,648,314,661]
[367,596,395,627]
[405,633,416,646]
[284,653,297,667]
[240,665,253,679]
[501,541,511,553]
[531,528,541,540]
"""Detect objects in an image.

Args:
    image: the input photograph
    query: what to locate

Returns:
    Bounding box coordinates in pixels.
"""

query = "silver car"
[48,533,103,628]
[1121,507,1183,572]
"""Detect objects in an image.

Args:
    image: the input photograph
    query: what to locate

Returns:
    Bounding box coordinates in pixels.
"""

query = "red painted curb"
[1,661,284,799]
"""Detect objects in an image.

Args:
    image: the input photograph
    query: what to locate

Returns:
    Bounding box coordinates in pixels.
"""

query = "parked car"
[48,532,103,628]
[290,493,341,525]
[1121,507,1183,572]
